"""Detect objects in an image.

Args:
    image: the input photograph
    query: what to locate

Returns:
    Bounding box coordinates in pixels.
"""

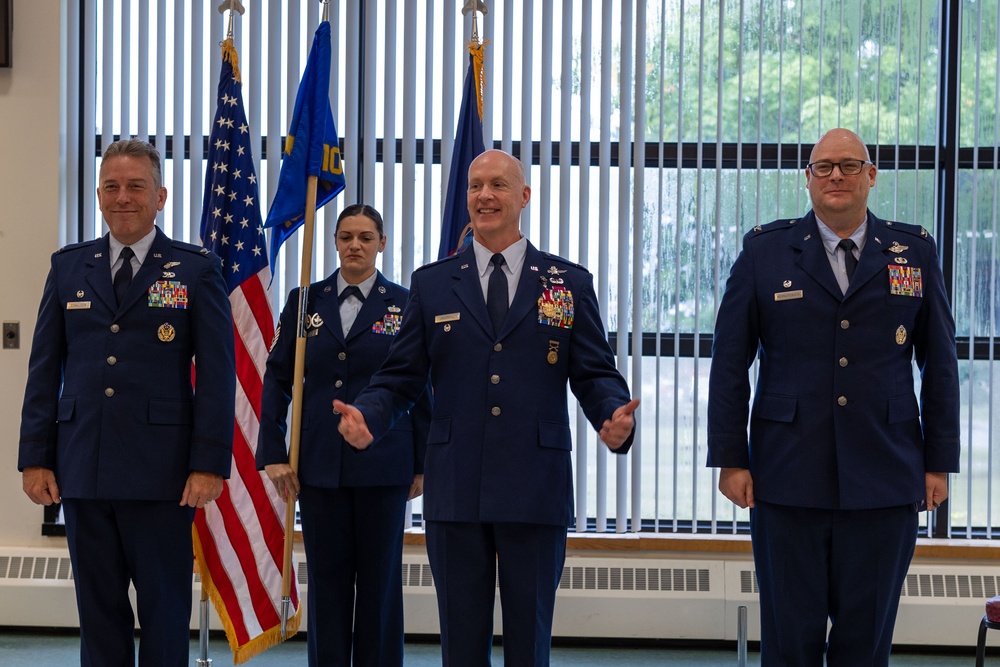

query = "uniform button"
[839,357,848,367]
[837,396,847,406]
[491,406,501,416]
[493,343,502,352]
[105,388,115,397]
[840,320,849,329]
[490,375,500,384]
[110,324,120,333]
[335,380,343,388]
[338,352,347,360]
[107,356,117,365]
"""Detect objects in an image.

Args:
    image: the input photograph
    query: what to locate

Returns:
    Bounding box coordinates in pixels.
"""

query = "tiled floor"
[0,629,984,666]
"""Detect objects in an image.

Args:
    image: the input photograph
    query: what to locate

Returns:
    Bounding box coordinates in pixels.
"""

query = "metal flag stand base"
[736,604,748,667]
[196,595,212,667]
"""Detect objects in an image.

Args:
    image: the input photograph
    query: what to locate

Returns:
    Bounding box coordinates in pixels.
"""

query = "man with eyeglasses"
[708,128,959,666]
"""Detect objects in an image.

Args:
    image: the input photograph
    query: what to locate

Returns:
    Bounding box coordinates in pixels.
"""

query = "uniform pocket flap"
[539,420,572,450]
[427,417,451,444]
[754,394,797,423]
[887,395,919,424]
[57,397,76,421]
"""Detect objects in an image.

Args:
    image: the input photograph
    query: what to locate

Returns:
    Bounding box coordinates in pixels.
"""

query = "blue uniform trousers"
[298,484,410,667]
[425,520,567,667]
[750,500,918,666]
[62,498,195,667]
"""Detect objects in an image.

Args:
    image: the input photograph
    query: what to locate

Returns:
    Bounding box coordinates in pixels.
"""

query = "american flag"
[193,38,301,663]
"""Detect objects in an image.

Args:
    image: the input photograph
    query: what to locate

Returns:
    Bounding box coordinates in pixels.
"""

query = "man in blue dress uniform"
[708,128,960,666]
[18,139,236,667]
[335,149,639,666]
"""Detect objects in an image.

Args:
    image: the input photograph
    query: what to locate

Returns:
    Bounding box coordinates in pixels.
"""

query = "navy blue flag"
[263,20,346,270]
[200,39,269,293]
[438,49,486,259]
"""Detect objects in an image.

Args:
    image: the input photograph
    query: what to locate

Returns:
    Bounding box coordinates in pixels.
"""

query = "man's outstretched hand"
[599,398,640,450]
[333,400,375,450]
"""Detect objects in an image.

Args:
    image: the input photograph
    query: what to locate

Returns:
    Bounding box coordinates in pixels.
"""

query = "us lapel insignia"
[378,286,387,294]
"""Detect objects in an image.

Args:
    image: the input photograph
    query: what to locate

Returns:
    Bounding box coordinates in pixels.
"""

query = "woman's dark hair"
[336,204,384,237]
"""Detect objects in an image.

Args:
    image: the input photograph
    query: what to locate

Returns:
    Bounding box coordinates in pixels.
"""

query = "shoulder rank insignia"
[270,323,281,350]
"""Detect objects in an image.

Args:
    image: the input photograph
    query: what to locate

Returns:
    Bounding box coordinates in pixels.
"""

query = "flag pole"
[281,173,319,637]
[281,1,330,636]
[197,2,248,662]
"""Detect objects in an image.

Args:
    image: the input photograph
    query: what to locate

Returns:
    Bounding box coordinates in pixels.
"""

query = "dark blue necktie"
[113,247,135,306]
[487,253,508,334]
[838,239,857,281]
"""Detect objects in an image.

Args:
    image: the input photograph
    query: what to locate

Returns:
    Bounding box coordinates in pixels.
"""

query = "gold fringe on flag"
[468,40,487,122]
[221,37,243,84]
[193,526,303,665]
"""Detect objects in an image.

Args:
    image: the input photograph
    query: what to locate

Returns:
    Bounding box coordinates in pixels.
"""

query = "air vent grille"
[0,555,74,581]
[559,566,711,593]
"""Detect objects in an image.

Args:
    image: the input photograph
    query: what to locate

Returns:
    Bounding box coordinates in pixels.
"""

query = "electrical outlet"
[3,321,19,349]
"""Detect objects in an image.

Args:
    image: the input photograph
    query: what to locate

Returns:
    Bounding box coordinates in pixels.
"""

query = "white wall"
[0,1,64,546]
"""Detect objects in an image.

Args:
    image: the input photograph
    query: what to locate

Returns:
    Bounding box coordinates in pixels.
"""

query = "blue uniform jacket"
[256,270,430,488]
[707,211,960,510]
[352,242,634,527]
[18,228,236,500]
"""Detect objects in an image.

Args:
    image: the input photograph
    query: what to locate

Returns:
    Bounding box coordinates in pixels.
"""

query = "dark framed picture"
[0,0,10,68]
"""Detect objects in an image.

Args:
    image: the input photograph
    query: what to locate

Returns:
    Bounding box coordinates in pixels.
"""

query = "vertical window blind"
[65,0,1000,538]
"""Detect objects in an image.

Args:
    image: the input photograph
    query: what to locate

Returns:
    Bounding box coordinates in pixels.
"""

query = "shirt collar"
[108,226,157,267]
[473,235,528,278]
[814,215,867,256]
[336,269,379,298]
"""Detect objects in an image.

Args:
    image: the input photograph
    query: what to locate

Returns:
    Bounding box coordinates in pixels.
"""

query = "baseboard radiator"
[0,546,993,647]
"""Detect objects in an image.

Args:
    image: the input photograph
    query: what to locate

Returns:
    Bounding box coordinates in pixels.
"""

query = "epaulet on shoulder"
[879,219,933,242]
[746,218,799,237]
[414,252,461,273]
[55,239,98,254]
[540,251,587,272]
[171,239,215,257]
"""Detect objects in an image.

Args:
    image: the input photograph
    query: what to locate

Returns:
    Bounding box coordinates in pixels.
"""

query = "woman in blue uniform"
[257,204,429,666]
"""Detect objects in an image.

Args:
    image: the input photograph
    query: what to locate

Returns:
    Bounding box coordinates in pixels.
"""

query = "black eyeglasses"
[806,159,874,177]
